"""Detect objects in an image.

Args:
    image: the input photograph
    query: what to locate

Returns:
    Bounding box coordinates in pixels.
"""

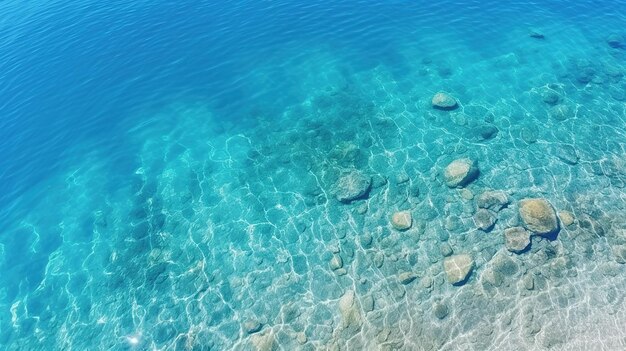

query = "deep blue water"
[1,0,626,350]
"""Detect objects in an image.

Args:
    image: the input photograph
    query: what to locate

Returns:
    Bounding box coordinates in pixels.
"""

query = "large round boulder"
[334,171,371,203]
[391,211,412,231]
[443,158,479,188]
[443,254,474,285]
[431,92,458,110]
[518,198,559,235]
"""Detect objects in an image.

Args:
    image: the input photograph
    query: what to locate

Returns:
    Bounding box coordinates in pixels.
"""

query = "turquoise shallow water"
[1,0,626,350]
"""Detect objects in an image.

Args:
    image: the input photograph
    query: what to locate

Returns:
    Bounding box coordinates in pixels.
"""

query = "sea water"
[1,0,626,350]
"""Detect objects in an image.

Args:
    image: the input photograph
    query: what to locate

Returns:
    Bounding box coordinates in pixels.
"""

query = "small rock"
[520,127,538,144]
[477,190,510,212]
[296,332,307,345]
[519,198,559,236]
[377,328,392,343]
[475,125,499,140]
[398,272,417,284]
[577,68,596,84]
[244,320,263,334]
[558,211,575,226]
[443,158,479,188]
[460,188,474,200]
[523,274,535,290]
[529,29,545,39]
[421,276,434,289]
[607,33,624,49]
[330,254,343,270]
[395,173,409,184]
[431,92,458,110]
[362,295,375,312]
[440,243,453,257]
[445,216,461,231]
[374,252,384,268]
[443,254,474,285]
[550,104,572,121]
[335,171,372,203]
[433,303,449,319]
[504,227,531,253]
[474,209,496,231]
[604,64,624,79]
[360,232,373,248]
[613,245,626,264]
[541,90,560,105]
[339,290,362,329]
[553,145,579,165]
[451,113,468,126]
[356,203,368,214]
[391,211,412,231]
[335,268,347,276]
[251,330,275,351]
[493,254,519,276]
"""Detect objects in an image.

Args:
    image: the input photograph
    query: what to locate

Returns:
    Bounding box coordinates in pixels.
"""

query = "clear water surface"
[1,0,626,350]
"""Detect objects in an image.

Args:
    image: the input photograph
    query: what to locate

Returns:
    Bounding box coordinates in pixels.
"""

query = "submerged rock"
[607,33,624,49]
[251,330,275,351]
[520,127,538,144]
[558,210,575,226]
[576,66,596,84]
[553,144,579,165]
[529,29,545,39]
[523,274,535,290]
[362,295,375,312]
[474,209,496,231]
[339,290,362,330]
[550,104,572,121]
[519,198,559,236]
[391,211,412,231]
[296,332,307,345]
[330,254,343,270]
[433,303,449,319]
[504,227,531,253]
[613,245,626,264]
[477,190,509,212]
[492,253,519,276]
[398,272,417,284]
[443,254,474,285]
[474,124,499,140]
[432,92,458,110]
[541,90,560,105]
[443,158,479,188]
[334,171,371,203]
[440,242,453,257]
[244,320,263,334]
